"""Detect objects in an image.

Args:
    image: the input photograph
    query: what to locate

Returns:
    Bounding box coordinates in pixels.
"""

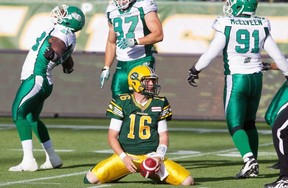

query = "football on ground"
[140,157,158,178]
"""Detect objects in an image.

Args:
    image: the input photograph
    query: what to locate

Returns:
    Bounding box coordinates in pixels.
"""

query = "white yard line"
[0,171,86,187]
[169,142,273,160]
[87,185,112,188]
[0,124,272,134]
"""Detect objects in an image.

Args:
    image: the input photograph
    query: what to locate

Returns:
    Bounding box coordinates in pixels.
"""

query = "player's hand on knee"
[121,155,137,173]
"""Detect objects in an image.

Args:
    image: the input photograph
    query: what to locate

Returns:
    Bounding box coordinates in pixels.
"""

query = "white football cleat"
[235,157,259,179]
[40,154,62,170]
[9,159,38,172]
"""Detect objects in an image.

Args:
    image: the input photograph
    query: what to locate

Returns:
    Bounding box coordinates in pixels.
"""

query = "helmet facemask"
[50,5,85,32]
[139,76,161,98]
[223,0,258,17]
[223,0,234,17]
[113,0,134,10]
[50,5,69,25]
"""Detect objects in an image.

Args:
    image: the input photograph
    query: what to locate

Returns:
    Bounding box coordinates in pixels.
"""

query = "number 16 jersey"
[106,94,172,155]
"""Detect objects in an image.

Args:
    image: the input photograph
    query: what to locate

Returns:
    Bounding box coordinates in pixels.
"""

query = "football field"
[0,117,279,188]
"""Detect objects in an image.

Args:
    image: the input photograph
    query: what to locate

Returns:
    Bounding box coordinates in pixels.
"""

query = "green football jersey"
[106,94,172,155]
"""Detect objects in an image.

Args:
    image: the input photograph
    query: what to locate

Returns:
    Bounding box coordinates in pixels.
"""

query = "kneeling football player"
[84,65,194,186]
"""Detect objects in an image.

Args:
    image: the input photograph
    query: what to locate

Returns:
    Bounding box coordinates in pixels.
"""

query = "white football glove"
[116,38,137,49]
[100,67,110,88]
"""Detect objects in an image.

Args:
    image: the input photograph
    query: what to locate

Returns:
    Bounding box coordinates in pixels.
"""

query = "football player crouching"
[84,65,194,185]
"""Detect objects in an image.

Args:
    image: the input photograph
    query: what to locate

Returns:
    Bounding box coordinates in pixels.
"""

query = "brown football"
[140,157,158,178]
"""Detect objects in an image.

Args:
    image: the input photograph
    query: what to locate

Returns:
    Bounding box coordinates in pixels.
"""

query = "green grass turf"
[0,117,279,188]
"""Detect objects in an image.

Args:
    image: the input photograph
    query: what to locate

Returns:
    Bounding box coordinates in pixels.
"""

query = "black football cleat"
[264,176,288,188]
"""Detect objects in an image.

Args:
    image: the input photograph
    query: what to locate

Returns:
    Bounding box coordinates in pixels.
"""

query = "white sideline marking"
[92,149,275,158]
[217,151,277,157]
[87,185,111,188]
[0,124,272,134]
[0,171,86,187]
[169,142,274,160]
[11,149,75,152]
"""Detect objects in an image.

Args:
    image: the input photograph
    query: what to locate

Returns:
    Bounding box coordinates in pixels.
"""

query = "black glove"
[286,76,288,86]
[63,68,74,74]
[262,62,271,71]
[44,46,57,61]
[188,65,200,87]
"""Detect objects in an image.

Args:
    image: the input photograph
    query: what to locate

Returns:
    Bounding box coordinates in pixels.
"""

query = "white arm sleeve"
[109,118,123,132]
[158,120,168,133]
[264,35,288,76]
[195,31,226,71]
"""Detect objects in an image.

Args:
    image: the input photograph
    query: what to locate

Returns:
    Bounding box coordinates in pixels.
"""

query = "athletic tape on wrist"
[103,66,109,70]
[119,152,127,160]
[135,38,140,45]
[156,144,167,160]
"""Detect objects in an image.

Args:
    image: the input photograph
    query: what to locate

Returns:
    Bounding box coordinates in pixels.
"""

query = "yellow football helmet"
[128,65,160,97]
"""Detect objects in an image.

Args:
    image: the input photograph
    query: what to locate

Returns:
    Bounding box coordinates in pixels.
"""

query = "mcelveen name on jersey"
[213,16,270,33]
[212,16,270,75]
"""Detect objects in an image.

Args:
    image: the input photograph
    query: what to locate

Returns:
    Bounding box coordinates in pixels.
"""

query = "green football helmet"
[223,0,258,17]
[50,5,85,32]
[113,0,135,10]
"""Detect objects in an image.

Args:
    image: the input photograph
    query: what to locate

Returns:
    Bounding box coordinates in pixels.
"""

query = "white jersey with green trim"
[213,16,270,75]
[106,0,158,61]
[21,24,76,84]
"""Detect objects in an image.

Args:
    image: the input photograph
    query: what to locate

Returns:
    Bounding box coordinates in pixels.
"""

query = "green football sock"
[245,128,258,159]
[232,130,252,158]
